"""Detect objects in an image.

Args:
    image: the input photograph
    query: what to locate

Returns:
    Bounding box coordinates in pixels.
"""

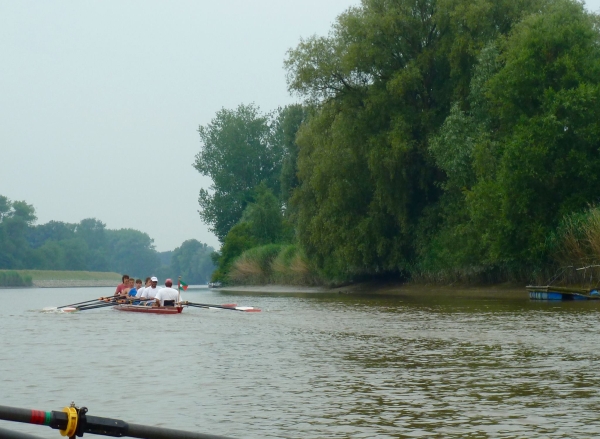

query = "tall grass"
[0,271,33,287]
[545,206,600,287]
[228,244,322,285]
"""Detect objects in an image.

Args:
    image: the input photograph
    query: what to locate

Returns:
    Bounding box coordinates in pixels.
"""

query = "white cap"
[151,276,158,282]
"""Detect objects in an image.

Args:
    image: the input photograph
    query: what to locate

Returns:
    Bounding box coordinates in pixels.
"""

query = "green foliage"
[106,228,160,276]
[240,183,294,245]
[0,197,36,269]
[0,270,32,287]
[228,244,322,285]
[275,104,308,210]
[228,244,284,284]
[0,194,214,281]
[479,0,600,264]
[549,206,599,266]
[211,223,258,282]
[194,103,286,242]
[168,239,216,284]
[284,0,540,280]
[416,0,600,282]
[211,183,296,281]
[27,221,76,248]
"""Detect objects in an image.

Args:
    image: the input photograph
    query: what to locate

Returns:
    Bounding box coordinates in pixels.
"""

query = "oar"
[70,298,156,312]
[70,302,120,312]
[184,301,261,312]
[0,403,237,439]
[0,426,45,439]
[56,294,120,309]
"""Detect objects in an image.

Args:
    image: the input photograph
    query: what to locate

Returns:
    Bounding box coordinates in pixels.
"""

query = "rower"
[123,277,135,296]
[141,276,160,305]
[128,279,141,297]
[115,274,130,296]
[155,279,180,307]
[136,277,151,298]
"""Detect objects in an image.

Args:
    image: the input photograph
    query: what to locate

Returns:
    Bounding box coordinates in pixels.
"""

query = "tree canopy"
[194,103,286,242]
[194,0,600,284]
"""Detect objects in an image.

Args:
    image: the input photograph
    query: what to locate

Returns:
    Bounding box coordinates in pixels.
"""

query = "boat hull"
[114,304,183,314]
[528,291,589,301]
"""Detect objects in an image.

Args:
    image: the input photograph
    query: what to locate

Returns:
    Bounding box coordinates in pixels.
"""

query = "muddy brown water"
[1,286,599,438]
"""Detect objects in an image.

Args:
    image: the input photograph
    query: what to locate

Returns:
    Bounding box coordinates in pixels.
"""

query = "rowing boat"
[114,304,184,314]
[526,285,600,300]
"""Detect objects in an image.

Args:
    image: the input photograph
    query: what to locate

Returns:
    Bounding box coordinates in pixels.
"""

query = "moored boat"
[114,304,183,314]
[526,285,600,301]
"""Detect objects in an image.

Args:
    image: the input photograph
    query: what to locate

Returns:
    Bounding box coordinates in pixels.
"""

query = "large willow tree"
[285,0,541,278]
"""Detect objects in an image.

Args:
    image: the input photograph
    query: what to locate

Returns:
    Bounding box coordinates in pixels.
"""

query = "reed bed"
[228,244,322,285]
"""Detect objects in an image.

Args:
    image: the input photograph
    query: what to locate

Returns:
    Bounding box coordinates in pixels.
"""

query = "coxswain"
[154,279,180,307]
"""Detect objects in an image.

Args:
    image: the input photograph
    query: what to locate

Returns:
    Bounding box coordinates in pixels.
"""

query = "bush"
[228,244,322,285]
[545,205,600,286]
[228,244,284,284]
[0,270,33,287]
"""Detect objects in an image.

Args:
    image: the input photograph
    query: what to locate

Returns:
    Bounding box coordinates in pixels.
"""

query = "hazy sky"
[1,0,361,251]
[2,0,600,252]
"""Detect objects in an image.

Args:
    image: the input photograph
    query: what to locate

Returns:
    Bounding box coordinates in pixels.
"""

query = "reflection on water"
[1,287,600,438]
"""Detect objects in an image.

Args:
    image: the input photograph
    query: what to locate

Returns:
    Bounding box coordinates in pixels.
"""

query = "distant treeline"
[197,0,600,286]
[0,195,215,284]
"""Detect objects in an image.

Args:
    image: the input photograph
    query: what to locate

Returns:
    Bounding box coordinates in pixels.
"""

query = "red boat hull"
[114,304,183,314]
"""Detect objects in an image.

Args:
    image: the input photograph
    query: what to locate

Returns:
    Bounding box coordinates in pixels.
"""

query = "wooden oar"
[184,301,261,312]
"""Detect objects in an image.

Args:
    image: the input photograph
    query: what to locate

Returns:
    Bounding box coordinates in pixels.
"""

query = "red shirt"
[115,283,128,295]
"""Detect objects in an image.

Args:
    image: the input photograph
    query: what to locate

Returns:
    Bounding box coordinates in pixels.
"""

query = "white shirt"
[155,287,180,306]
[135,286,146,298]
[142,286,159,299]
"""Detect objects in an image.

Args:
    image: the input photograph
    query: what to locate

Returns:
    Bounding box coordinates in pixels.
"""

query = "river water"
[1,286,600,438]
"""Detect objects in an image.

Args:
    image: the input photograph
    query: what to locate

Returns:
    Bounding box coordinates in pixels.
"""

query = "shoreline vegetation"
[0,270,120,288]
[197,0,600,289]
[216,281,527,298]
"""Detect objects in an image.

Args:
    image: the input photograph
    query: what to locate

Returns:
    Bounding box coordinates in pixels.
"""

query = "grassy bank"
[0,270,121,288]
[15,270,121,281]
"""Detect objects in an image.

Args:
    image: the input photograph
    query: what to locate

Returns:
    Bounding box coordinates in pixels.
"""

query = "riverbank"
[215,280,526,297]
[1,270,121,288]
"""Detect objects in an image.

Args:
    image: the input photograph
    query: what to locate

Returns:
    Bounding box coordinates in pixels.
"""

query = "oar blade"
[236,307,261,312]
[183,301,260,312]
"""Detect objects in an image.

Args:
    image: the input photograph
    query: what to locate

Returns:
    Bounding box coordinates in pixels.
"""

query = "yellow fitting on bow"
[59,406,78,437]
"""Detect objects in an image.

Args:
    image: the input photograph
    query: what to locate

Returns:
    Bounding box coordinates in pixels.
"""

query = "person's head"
[136,279,142,288]
[151,276,158,288]
[145,277,151,286]
[122,274,130,283]
[128,278,135,286]
[165,279,173,288]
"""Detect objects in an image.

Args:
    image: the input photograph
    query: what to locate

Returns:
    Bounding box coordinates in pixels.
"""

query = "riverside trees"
[200,0,600,284]
[285,0,547,279]
[0,194,215,281]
